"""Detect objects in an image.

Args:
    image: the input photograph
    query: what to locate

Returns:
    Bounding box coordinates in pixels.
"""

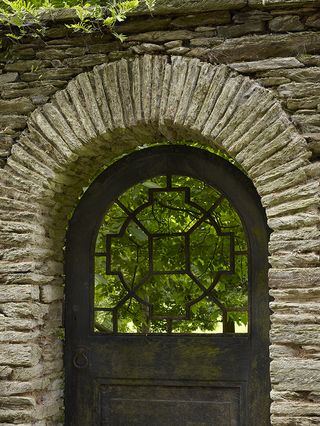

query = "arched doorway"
[65,145,270,425]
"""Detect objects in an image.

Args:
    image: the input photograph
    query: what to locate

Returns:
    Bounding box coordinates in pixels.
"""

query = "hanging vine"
[0,0,155,44]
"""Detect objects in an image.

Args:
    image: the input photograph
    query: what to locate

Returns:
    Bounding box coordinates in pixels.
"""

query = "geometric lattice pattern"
[94,175,248,334]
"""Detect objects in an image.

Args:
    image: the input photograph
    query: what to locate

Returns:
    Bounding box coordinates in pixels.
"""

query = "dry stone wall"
[0,1,319,425]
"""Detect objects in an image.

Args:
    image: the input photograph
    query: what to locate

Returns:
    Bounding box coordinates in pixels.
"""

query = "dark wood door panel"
[100,383,241,426]
[83,336,249,381]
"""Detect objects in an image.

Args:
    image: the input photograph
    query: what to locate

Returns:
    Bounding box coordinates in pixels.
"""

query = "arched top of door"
[67,145,268,336]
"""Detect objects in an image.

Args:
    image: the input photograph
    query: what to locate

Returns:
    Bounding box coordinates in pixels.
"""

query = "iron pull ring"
[73,349,89,369]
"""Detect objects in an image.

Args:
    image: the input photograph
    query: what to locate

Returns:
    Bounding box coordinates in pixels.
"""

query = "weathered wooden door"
[65,146,270,425]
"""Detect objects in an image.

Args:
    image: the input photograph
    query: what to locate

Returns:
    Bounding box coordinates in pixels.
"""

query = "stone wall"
[0,1,319,425]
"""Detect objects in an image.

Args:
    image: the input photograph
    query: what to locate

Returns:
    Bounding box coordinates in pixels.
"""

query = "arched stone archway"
[1,55,319,423]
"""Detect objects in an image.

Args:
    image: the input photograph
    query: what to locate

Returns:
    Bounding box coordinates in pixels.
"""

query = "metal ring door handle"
[73,349,89,369]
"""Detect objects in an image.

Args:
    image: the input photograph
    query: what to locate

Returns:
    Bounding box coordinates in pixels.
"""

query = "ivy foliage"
[0,0,155,42]
[94,174,249,335]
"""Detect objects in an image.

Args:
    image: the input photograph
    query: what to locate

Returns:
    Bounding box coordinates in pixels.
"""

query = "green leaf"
[6,32,22,39]
[65,22,92,32]
[145,0,155,11]
[128,224,148,242]
[103,15,115,27]
[142,180,162,189]
[113,32,127,42]
[118,0,139,13]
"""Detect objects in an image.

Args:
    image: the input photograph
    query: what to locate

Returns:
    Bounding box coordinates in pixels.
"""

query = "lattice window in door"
[94,174,248,335]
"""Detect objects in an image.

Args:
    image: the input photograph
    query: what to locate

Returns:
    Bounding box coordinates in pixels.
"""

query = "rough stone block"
[0,285,39,302]
[128,29,214,42]
[271,416,320,425]
[12,359,63,381]
[269,15,304,32]
[4,60,47,73]
[166,47,190,55]
[190,37,223,47]
[309,139,320,158]
[278,82,320,99]
[229,57,303,73]
[40,68,82,80]
[269,238,320,253]
[0,73,19,85]
[269,252,320,268]
[131,43,165,54]
[0,115,27,131]
[269,268,320,289]
[270,323,320,345]
[298,54,320,66]
[0,409,33,423]
[186,47,211,58]
[0,396,36,409]
[64,54,108,68]
[292,114,320,133]
[39,7,77,22]
[208,32,320,63]
[0,330,40,343]
[0,344,41,367]
[270,226,320,243]
[0,301,49,320]
[306,13,320,29]
[260,67,320,84]
[249,0,320,6]
[271,402,320,416]
[40,285,63,304]
[1,84,57,100]
[0,98,35,115]
[164,40,183,48]
[10,47,36,59]
[171,11,231,28]
[262,180,319,208]
[117,17,172,33]
[132,0,246,15]
[217,21,265,38]
[0,366,13,379]
[271,288,320,302]
[0,315,42,332]
[287,97,319,111]
[233,10,271,23]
